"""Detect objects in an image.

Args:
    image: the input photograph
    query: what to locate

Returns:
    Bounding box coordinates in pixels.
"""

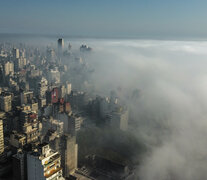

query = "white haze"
[70,39,207,180]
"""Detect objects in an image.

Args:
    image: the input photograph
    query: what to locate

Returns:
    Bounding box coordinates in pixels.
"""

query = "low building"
[9,131,26,149]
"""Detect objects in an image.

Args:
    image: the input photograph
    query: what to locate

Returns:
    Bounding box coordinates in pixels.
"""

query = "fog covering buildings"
[78,39,207,180]
[1,37,207,180]
[0,37,131,180]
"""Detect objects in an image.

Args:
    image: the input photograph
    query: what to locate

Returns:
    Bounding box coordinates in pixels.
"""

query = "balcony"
[44,167,62,178]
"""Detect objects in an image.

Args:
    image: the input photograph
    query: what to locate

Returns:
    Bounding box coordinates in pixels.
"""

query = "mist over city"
[1,0,207,180]
[72,39,207,179]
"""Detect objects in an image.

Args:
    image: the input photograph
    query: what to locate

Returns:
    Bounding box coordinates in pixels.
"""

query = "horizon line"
[1,32,207,42]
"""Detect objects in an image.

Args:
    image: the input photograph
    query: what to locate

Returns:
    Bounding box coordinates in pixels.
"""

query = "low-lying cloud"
[73,39,207,179]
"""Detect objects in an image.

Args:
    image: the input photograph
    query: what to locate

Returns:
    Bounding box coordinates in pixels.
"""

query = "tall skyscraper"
[13,48,20,59]
[60,134,78,177]
[57,38,64,52]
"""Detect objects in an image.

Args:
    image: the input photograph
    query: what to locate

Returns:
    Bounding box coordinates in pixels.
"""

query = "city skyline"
[1,1,207,179]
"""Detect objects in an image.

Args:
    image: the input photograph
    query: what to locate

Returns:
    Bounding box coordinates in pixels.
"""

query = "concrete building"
[59,85,66,98]
[0,93,12,112]
[48,68,60,84]
[19,110,40,144]
[38,98,47,108]
[55,111,83,135]
[0,112,8,135]
[12,150,27,180]
[27,143,65,180]
[4,61,14,76]
[13,48,19,59]
[57,39,64,51]
[29,67,41,78]
[46,87,59,105]
[43,133,78,178]
[9,131,26,149]
[65,82,72,95]
[68,114,84,135]
[0,120,4,154]
[20,91,33,105]
[100,97,110,119]
[42,117,63,137]
[60,134,78,177]
[68,91,86,110]
[110,109,128,131]
[14,57,27,71]
[56,113,70,133]
[20,49,25,58]
[30,101,38,113]
[46,48,55,62]
[80,44,92,52]
[38,77,48,98]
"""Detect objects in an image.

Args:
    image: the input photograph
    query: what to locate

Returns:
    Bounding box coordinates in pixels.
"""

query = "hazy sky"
[1,0,207,38]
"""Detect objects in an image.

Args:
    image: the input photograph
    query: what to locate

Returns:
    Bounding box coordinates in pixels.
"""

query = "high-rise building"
[12,150,27,180]
[19,110,40,144]
[60,134,78,177]
[47,68,60,84]
[20,49,25,58]
[13,48,20,59]
[68,43,72,50]
[20,91,33,105]
[43,132,78,178]
[0,92,12,112]
[4,61,14,76]
[27,143,65,180]
[38,77,48,98]
[0,120,4,154]
[109,109,128,131]
[68,114,84,135]
[57,38,64,51]
[59,85,66,98]
[46,48,55,62]
[66,82,72,95]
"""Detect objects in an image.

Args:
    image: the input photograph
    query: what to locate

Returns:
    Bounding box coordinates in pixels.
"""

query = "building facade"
[27,143,65,180]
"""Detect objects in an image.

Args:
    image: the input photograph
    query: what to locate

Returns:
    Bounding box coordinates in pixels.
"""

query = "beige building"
[4,61,14,76]
[0,120,4,154]
[13,48,19,59]
[38,77,48,97]
[9,131,26,148]
[0,93,12,112]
